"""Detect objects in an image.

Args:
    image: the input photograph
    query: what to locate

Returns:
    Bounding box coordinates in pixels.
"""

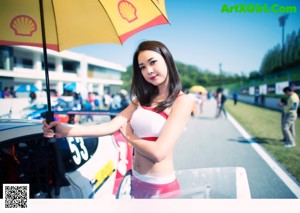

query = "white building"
[0,45,126,98]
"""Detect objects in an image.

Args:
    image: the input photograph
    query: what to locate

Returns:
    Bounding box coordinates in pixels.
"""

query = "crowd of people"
[68,90,130,112]
[188,87,228,119]
[57,89,130,123]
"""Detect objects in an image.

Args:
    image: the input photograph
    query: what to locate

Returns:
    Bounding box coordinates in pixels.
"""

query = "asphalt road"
[173,98,300,198]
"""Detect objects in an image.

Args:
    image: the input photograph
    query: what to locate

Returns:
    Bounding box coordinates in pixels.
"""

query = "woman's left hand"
[120,122,134,141]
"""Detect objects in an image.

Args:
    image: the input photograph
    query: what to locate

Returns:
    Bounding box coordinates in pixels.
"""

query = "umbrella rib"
[96,0,123,44]
[150,0,170,25]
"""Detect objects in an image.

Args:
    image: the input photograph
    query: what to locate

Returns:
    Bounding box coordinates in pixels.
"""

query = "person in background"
[281,87,299,148]
[43,40,194,198]
[119,89,129,110]
[29,92,37,104]
[254,90,259,105]
[82,99,93,122]
[10,86,16,98]
[290,82,299,117]
[198,92,205,114]
[87,92,95,108]
[233,90,238,105]
[278,97,287,143]
[3,87,12,98]
[215,88,227,119]
[103,93,113,110]
[110,93,121,110]
[186,91,198,116]
[260,94,265,106]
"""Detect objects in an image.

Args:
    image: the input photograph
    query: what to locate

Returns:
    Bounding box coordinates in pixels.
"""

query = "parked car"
[20,99,75,123]
[0,117,251,199]
[0,119,133,199]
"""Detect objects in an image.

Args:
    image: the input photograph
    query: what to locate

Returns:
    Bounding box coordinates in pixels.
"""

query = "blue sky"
[71,0,300,75]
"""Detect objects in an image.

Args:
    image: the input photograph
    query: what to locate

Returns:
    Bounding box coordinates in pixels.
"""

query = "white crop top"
[130,105,168,141]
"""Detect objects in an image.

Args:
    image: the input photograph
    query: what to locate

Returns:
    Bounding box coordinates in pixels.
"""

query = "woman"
[43,41,194,198]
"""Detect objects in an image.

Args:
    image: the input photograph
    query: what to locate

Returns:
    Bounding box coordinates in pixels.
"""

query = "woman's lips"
[150,75,157,80]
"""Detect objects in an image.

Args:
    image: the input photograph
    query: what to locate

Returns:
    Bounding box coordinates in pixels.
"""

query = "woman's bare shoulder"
[176,92,194,103]
[172,92,194,110]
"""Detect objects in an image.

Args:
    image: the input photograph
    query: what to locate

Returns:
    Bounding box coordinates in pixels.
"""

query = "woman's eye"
[150,60,157,65]
[139,66,145,71]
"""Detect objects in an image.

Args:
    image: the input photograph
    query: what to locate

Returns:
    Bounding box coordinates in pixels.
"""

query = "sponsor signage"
[259,84,267,94]
[275,81,289,95]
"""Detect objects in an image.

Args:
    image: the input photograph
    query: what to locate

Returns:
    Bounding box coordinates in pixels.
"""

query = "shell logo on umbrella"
[10,15,37,37]
[118,0,137,23]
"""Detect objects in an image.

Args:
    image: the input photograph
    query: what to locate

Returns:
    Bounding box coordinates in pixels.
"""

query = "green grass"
[225,100,300,182]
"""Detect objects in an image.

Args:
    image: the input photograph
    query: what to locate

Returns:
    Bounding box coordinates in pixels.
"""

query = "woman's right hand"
[42,120,67,138]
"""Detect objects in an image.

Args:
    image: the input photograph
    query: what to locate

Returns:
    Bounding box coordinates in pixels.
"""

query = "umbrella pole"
[39,1,70,193]
[39,0,54,124]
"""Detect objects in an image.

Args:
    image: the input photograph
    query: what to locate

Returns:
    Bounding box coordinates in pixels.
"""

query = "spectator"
[110,94,121,110]
[254,90,259,105]
[3,87,12,98]
[278,97,287,142]
[88,92,95,108]
[281,87,299,148]
[198,92,205,114]
[72,92,81,110]
[233,90,238,105]
[119,89,129,110]
[103,93,113,110]
[10,86,16,98]
[215,88,227,119]
[29,92,37,104]
[82,99,93,122]
[260,94,265,106]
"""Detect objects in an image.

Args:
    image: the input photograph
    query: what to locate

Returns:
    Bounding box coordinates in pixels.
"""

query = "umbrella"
[64,82,77,92]
[15,84,39,92]
[189,85,207,94]
[64,82,89,98]
[0,0,169,124]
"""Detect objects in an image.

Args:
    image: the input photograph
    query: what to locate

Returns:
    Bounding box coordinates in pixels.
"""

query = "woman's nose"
[146,66,154,74]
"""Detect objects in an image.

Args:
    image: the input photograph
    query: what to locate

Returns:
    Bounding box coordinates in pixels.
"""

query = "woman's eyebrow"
[147,57,155,62]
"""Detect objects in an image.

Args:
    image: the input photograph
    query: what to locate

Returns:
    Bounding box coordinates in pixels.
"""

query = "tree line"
[259,28,300,75]
[121,62,241,91]
[122,28,299,91]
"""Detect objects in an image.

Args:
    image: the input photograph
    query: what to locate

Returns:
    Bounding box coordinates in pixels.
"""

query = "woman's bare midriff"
[133,151,175,177]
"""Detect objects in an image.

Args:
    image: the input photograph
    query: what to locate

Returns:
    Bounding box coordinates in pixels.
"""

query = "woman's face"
[137,50,169,87]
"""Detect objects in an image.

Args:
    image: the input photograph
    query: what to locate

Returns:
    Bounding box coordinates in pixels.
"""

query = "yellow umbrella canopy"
[0,0,169,51]
[189,85,207,93]
[0,0,169,123]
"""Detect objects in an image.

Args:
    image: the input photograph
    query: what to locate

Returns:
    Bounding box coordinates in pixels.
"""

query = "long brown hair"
[130,41,182,112]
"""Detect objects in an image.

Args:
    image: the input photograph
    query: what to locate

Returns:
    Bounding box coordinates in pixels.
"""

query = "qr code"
[3,184,29,209]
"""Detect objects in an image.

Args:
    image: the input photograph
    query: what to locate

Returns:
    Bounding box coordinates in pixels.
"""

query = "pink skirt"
[130,172,181,199]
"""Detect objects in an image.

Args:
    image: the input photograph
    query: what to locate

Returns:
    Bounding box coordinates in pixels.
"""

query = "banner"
[275,81,289,95]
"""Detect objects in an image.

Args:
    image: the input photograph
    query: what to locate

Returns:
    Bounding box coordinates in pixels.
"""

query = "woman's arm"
[43,101,137,138]
[120,95,194,162]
